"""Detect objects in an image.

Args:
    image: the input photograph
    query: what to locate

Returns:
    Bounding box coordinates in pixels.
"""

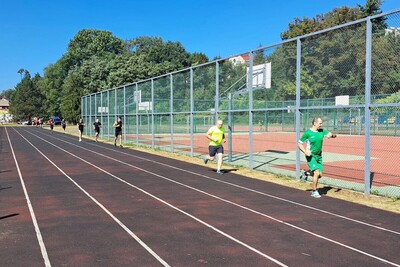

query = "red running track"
[0,126,399,267]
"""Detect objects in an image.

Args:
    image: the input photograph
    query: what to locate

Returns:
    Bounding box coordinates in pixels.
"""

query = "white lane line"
[19,129,288,266]
[5,127,52,267]
[26,129,400,266]
[13,129,170,267]
[153,162,400,235]
[43,129,400,236]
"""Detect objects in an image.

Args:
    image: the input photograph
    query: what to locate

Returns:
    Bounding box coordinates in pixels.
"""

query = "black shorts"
[50,124,54,130]
[115,130,122,137]
[209,145,223,157]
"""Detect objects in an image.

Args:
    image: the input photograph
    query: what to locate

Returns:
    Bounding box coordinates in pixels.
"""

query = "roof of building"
[240,54,250,61]
[0,98,10,107]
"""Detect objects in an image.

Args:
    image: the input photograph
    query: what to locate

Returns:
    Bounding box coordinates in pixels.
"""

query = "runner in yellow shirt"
[204,120,226,174]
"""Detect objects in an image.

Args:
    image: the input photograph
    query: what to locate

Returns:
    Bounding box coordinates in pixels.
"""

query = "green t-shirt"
[208,125,225,146]
[299,128,329,156]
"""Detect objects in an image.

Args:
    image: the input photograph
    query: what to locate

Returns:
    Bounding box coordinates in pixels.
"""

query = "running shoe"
[299,169,306,181]
[216,170,224,175]
[311,190,321,198]
[203,157,209,164]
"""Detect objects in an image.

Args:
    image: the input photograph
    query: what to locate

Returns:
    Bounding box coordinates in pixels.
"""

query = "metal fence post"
[151,79,155,149]
[190,68,194,157]
[228,93,232,162]
[114,88,117,122]
[81,96,83,124]
[248,51,254,169]
[215,61,219,123]
[107,90,110,140]
[364,18,372,195]
[94,93,97,138]
[170,74,174,153]
[135,83,139,146]
[123,86,126,143]
[100,92,103,139]
[295,38,302,180]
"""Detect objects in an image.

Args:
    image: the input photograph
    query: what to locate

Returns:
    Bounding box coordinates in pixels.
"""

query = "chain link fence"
[82,10,400,198]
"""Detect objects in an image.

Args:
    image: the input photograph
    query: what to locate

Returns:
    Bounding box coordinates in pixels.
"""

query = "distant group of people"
[33,117,44,127]
[48,118,66,133]
[39,116,123,148]
[75,117,123,148]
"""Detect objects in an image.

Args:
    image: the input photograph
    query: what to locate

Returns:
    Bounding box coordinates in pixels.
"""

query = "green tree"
[253,46,266,65]
[60,69,86,123]
[271,0,389,102]
[281,1,382,40]
[371,29,400,95]
[358,0,382,17]
[67,29,126,67]
[133,36,163,55]
[190,52,209,66]
[42,56,70,118]
[133,36,191,68]
[281,16,322,40]
[17,68,26,81]
[10,71,44,120]
[42,29,128,120]
[0,88,15,101]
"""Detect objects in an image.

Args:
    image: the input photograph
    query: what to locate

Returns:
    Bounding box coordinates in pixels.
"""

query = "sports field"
[1,126,399,266]
[130,130,400,197]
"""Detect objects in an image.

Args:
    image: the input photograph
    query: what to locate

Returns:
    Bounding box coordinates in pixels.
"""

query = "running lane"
[1,126,399,266]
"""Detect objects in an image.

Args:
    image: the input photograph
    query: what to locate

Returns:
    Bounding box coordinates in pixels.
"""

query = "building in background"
[0,97,12,123]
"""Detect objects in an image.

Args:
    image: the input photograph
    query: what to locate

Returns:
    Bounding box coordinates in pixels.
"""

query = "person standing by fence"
[298,117,337,198]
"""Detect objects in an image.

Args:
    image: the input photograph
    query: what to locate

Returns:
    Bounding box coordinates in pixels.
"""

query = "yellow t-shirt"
[208,126,225,146]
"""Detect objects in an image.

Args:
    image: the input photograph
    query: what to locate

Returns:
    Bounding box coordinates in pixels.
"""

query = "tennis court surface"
[1,126,399,267]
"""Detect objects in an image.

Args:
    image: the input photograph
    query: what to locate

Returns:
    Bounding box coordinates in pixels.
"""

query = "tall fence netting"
[82,10,400,198]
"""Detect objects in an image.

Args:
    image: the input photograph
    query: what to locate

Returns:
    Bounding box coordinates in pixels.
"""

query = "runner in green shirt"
[203,120,226,175]
[298,117,337,198]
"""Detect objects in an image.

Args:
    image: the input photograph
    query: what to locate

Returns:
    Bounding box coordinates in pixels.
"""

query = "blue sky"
[0,0,398,92]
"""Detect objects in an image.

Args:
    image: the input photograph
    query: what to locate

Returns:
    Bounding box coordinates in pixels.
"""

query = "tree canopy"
[11,30,204,123]
[9,0,398,123]
[9,71,44,121]
[281,0,382,40]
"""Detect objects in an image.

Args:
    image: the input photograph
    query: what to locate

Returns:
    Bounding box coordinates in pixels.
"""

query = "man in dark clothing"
[93,119,102,142]
[113,117,123,148]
